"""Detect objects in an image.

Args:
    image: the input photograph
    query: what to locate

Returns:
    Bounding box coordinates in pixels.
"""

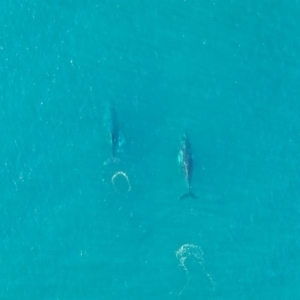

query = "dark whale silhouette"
[178,131,197,199]
[103,106,123,165]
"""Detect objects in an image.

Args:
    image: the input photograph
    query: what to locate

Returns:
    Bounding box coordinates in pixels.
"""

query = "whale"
[178,131,197,199]
[103,106,124,165]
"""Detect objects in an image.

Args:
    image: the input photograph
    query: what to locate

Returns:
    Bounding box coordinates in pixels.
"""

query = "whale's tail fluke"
[179,190,197,200]
[103,157,120,166]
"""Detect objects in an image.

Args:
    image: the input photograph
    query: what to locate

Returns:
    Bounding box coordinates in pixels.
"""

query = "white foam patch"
[176,244,216,297]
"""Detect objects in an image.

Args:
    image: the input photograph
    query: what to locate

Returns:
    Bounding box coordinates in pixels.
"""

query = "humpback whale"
[103,106,124,165]
[178,131,197,199]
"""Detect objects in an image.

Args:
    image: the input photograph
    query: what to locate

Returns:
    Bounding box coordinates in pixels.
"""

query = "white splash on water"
[176,244,216,297]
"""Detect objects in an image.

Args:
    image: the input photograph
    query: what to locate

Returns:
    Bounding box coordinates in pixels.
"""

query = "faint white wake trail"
[176,244,216,298]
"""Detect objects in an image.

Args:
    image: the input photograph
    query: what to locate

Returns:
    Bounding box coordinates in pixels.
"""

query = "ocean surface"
[1,1,300,299]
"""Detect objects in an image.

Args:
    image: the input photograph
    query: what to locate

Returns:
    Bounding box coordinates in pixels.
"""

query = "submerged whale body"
[103,106,124,165]
[178,131,197,199]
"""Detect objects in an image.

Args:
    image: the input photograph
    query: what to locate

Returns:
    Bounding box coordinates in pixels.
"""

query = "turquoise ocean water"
[1,1,300,299]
